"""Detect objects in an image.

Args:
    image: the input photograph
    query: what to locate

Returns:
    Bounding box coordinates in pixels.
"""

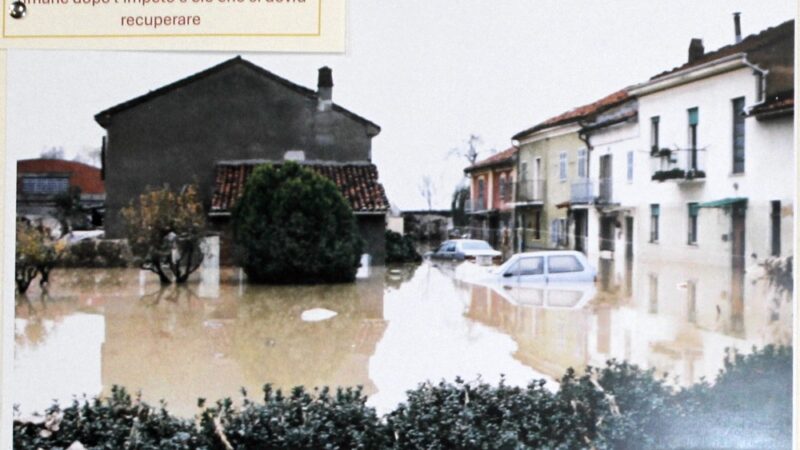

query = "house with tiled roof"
[95,57,390,264]
[16,158,105,226]
[463,147,517,250]
[512,89,631,252]
[622,17,794,311]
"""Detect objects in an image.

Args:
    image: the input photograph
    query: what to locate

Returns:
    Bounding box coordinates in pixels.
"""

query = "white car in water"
[456,250,596,284]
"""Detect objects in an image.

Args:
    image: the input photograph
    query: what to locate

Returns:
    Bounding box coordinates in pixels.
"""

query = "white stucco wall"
[629,66,793,266]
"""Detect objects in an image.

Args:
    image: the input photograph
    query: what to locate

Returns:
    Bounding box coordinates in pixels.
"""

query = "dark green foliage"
[13,386,200,450]
[198,385,389,449]
[14,346,792,450]
[385,230,422,264]
[232,162,363,284]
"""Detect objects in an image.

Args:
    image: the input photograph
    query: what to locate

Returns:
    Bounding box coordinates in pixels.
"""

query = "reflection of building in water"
[464,249,791,386]
[100,268,387,416]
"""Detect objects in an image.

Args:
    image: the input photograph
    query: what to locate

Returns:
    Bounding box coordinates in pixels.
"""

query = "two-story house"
[627,19,793,333]
[512,90,629,253]
[463,147,517,250]
[95,57,390,264]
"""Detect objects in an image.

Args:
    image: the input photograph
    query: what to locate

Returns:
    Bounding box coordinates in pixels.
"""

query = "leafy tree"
[232,162,363,284]
[385,230,422,263]
[15,221,65,293]
[121,185,207,284]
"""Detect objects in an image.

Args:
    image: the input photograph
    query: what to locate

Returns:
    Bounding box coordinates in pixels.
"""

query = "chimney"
[688,38,704,63]
[317,66,333,111]
[733,12,742,43]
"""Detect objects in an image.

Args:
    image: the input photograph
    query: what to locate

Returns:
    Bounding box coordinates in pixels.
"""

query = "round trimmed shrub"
[232,162,363,284]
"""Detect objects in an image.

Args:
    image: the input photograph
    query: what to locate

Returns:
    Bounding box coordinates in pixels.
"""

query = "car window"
[548,255,584,273]
[518,257,544,275]
[445,243,456,252]
[461,241,492,251]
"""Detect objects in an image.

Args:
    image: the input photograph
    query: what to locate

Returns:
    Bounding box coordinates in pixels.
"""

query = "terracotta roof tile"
[210,161,390,214]
[651,20,793,95]
[465,146,518,173]
[749,94,794,118]
[513,90,630,140]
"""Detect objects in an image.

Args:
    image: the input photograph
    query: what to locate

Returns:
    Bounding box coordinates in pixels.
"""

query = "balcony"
[570,178,594,204]
[516,180,546,204]
[651,148,706,183]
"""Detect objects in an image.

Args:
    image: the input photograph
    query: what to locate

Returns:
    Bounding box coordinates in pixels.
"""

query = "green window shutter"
[688,107,699,125]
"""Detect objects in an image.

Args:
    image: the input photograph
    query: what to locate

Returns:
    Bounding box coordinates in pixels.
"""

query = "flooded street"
[14,259,791,418]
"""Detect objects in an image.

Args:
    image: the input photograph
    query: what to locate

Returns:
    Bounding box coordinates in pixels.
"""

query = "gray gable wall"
[100,61,379,238]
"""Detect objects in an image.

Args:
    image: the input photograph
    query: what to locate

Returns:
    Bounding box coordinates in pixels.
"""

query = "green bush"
[385,230,422,264]
[14,346,791,450]
[232,162,363,284]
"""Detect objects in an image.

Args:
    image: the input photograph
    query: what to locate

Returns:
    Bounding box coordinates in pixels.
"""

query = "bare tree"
[448,134,483,166]
[418,175,436,211]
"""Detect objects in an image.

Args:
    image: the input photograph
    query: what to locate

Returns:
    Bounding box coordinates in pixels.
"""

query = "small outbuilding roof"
[210,161,390,215]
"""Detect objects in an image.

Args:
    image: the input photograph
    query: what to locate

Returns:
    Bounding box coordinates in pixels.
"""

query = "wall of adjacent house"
[101,63,376,238]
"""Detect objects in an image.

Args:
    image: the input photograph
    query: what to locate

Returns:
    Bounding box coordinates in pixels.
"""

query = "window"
[687,107,699,170]
[477,179,485,199]
[21,177,69,195]
[498,175,507,201]
[650,204,660,243]
[519,257,544,275]
[548,255,584,273]
[559,152,567,181]
[626,151,634,182]
[577,149,587,178]
[534,210,541,240]
[688,203,699,245]
[771,201,781,256]
[520,162,528,181]
[505,257,544,277]
[732,97,746,173]
[650,116,660,152]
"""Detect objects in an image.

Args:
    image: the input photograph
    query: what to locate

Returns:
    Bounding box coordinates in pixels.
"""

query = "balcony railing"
[516,180,546,203]
[571,178,595,204]
[651,147,706,182]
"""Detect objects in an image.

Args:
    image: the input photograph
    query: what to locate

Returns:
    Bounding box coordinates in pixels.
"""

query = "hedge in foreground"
[14,345,791,450]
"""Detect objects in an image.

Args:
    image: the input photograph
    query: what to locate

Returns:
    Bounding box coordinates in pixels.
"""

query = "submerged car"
[426,239,502,264]
[456,250,596,284]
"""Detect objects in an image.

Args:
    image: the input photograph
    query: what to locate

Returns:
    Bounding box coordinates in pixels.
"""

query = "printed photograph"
[6,1,795,448]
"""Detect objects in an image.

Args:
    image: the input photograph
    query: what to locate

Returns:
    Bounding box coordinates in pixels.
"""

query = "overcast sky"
[7,0,795,210]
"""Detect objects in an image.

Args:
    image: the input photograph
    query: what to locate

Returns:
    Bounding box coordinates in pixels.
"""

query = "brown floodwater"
[13,258,792,418]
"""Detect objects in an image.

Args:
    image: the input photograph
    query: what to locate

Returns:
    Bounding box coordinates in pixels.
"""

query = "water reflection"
[13,256,791,417]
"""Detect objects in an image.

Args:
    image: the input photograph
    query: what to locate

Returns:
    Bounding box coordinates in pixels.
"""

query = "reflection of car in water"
[425,239,502,264]
[491,282,597,309]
